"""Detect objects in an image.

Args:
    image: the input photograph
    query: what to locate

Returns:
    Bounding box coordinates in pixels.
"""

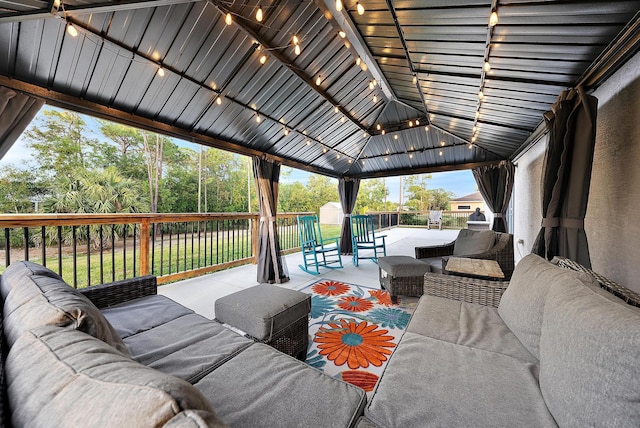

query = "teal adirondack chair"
[296,215,343,275]
[351,214,387,266]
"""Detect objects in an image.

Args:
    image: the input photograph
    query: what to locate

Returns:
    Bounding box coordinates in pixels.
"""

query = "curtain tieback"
[344,214,351,218]
[541,217,584,229]
[493,213,504,218]
[260,216,276,222]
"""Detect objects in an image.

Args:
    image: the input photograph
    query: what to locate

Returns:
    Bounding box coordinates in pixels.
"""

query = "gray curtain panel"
[532,87,597,268]
[252,157,289,284]
[338,178,360,254]
[0,86,43,160]
[472,160,515,233]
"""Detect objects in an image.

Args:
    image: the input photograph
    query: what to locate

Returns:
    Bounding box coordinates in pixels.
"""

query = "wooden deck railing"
[0,212,311,287]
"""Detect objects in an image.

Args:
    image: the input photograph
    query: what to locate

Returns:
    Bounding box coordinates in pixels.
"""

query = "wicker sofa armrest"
[79,275,157,309]
[423,272,509,308]
[415,241,455,259]
[553,257,640,307]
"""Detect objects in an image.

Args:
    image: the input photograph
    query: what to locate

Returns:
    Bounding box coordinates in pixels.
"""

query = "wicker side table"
[423,272,510,308]
[214,285,311,360]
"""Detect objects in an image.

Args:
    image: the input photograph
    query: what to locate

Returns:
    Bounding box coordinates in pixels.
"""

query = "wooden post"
[140,218,150,275]
[251,217,259,265]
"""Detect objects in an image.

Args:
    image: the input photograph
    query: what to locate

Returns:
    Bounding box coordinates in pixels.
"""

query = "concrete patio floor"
[158,227,459,319]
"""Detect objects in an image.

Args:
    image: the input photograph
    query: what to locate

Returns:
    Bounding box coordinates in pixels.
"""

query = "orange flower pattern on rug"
[315,319,395,369]
[312,280,351,296]
[369,289,393,306]
[337,296,374,312]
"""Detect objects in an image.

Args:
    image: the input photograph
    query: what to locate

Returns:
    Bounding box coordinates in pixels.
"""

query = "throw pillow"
[539,278,640,427]
[498,254,598,359]
[452,229,495,256]
[1,261,128,354]
[6,326,227,428]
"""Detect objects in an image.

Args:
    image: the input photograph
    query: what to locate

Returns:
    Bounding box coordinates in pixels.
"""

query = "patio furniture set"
[1,227,639,426]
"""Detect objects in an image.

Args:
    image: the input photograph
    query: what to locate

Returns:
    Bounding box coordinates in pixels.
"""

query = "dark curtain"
[252,156,289,284]
[472,160,515,233]
[532,87,597,268]
[0,86,43,160]
[338,178,360,254]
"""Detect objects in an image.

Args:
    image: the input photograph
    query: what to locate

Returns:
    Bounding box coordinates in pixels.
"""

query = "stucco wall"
[513,52,640,293]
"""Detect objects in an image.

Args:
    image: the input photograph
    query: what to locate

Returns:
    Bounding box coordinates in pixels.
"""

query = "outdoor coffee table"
[444,256,505,281]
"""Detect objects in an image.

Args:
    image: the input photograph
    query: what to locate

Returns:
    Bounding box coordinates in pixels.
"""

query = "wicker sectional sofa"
[361,254,640,427]
[0,261,366,427]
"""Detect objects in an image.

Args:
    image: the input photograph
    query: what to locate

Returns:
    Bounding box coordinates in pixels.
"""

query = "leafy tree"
[0,167,46,213]
[404,174,453,210]
[355,178,390,213]
[306,175,339,213]
[24,110,107,183]
[278,181,313,213]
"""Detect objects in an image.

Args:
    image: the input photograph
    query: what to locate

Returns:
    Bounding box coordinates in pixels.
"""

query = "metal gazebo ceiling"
[0,0,638,179]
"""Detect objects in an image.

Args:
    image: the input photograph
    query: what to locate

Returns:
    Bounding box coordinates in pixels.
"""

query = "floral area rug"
[301,279,415,396]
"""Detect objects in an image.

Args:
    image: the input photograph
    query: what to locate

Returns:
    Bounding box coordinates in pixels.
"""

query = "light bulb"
[409,153,413,159]
[356,57,361,66]
[306,140,310,145]
[439,150,443,156]
[216,97,222,105]
[256,5,263,22]
[412,75,417,84]
[373,95,377,103]
[416,120,420,125]
[472,136,477,142]
[425,126,429,131]
[394,135,398,140]
[157,67,165,77]
[67,23,78,37]
[385,157,388,162]
[376,124,381,130]
[362,160,365,165]
[315,76,322,86]
[293,35,299,45]
[363,132,368,138]
[334,106,339,113]
[284,129,289,136]
[473,125,478,133]
[348,159,352,163]
[484,61,491,72]
[489,11,498,27]
[469,144,473,149]
[357,2,365,15]
[409,121,413,127]
[336,154,341,159]
[340,116,346,123]
[478,90,484,99]
[381,130,385,135]
[294,44,301,55]
[323,147,327,153]
[475,110,480,119]
[260,55,267,64]
[225,13,232,25]
[256,114,261,123]
[369,81,374,90]
[338,31,346,38]
[440,141,445,146]
[336,0,342,12]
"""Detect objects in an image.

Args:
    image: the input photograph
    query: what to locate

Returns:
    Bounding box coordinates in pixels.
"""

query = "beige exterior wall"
[513,52,640,293]
[452,201,483,211]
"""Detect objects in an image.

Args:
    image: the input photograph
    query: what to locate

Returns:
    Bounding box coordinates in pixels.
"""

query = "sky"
[1,107,478,203]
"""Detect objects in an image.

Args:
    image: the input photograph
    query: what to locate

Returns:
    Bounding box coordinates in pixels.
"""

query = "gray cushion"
[377,256,431,277]
[365,332,557,428]
[498,254,599,359]
[452,229,495,256]
[165,410,229,427]
[6,325,226,428]
[421,256,444,273]
[102,294,194,339]
[539,276,640,427]
[124,313,252,383]
[214,285,310,340]
[0,260,128,354]
[408,295,537,364]
[195,343,366,428]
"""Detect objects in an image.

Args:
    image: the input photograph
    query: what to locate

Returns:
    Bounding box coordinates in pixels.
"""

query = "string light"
[440,141,445,146]
[348,159,352,164]
[489,11,499,27]
[376,124,381,130]
[409,121,413,127]
[67,23,78,37]
[255,114,261,123]
[340,116,346,123]
[225,13,232,25]
[369,81,374,90]
[381,130,385,135]
[373,95,378,103]
[355,57,361,66]
[478,90,484,99]
[425,125,430,131]
[294,44,301,55]
[216,96,222,105]
[385,157,389,162]
[394,135,398,140]
[335,0,343,12]
[315,75,322,86]
[292,35,299,45]
[475,110,480,119]
[336,154,341,159]
[157,67,165,77]
[469,144,473,149]
[284,128,289,136]
[259,55,267,64]
[256,5,264,22]
[362,160,365,165]
[334,106,340,113]
[409,153,413,159]
[416,120,420,125]
[412,75,417,84]
[306,140,311,145]
[338,31,346,38]
[356,2,365,15]
[323,147,327,153]
[484,61,491,72]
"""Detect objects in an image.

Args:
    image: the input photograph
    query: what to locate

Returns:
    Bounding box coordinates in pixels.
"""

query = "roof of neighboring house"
[320,202,342,210]
[452,191,484,202]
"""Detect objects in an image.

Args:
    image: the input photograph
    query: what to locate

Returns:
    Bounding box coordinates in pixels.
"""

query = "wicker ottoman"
[214,285,311,360]
[378,256,432,304]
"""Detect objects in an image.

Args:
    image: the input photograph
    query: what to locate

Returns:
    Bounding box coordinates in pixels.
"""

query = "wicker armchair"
[415,231,515,280]
[78,275,157,309]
